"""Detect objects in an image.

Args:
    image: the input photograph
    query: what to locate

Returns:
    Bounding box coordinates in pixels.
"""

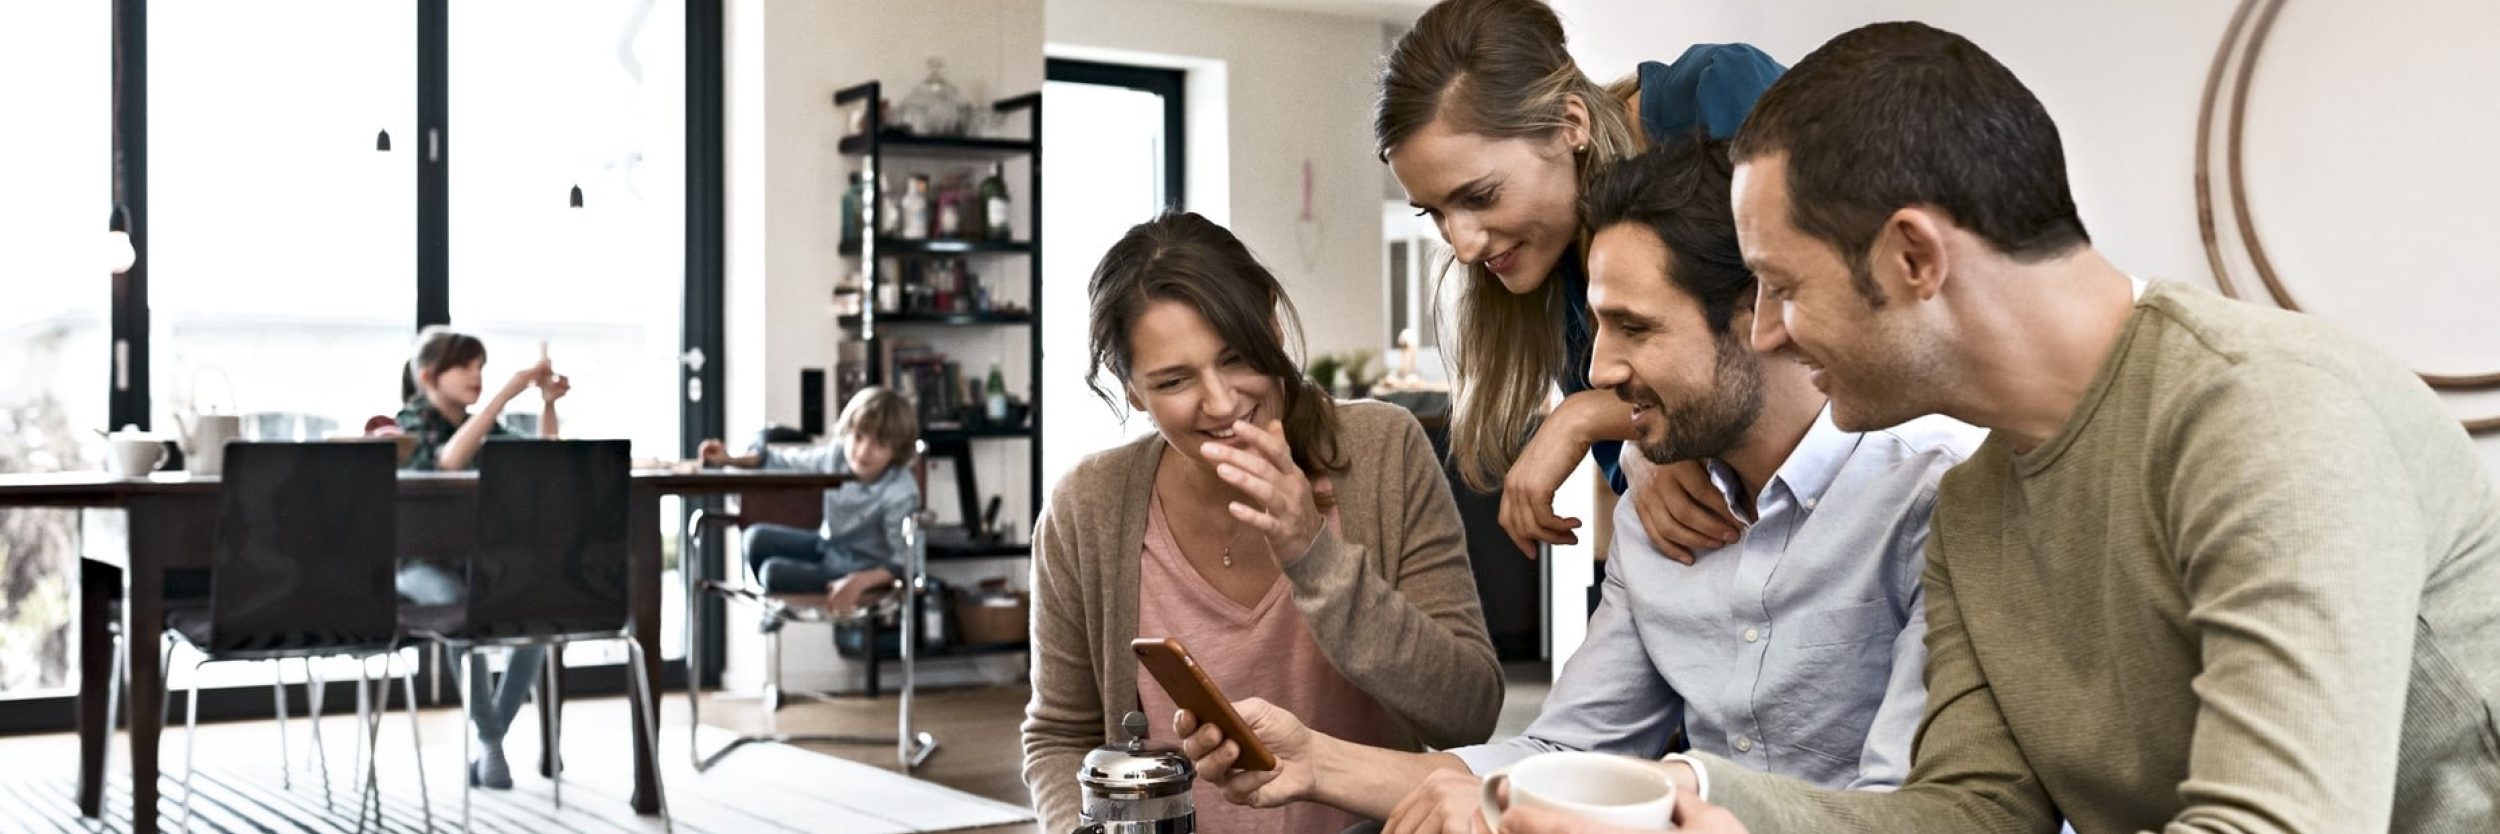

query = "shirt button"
[1743,627,1760,643]
[1735,736,1754,753]
[1803,497,1819,510]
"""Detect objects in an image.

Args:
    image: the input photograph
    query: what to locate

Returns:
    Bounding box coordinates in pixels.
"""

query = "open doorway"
[1037,58,1184,494]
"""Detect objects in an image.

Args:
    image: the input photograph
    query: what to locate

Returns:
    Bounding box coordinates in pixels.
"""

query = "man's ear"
[1881,207,1954,303]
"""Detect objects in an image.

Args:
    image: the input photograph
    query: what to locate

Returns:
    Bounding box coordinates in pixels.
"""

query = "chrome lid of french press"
[1078,712,1195,800]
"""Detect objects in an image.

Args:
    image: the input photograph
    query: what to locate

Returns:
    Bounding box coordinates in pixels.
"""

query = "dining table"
[0,464,857,834]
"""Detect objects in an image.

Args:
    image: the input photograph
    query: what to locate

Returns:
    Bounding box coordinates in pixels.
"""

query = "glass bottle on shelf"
[899,174,932,240]
[840,171,864,246]
[875,173,901,236]
[935,175,964,239]
[980,162,1012,241]
[985,361,1010,424]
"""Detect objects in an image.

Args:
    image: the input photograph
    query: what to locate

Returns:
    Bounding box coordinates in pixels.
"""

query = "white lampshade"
[104,229,136,274]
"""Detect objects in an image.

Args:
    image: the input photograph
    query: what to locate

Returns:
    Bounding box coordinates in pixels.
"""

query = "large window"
[0,2,112,699]
[452,0,690,663]
[0,1,715,719]
[451,0,685,458]
[149,0,415,439]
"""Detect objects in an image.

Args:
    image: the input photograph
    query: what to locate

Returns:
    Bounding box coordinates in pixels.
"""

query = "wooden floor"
[0,664,1550,834]
[702,685,1043,834]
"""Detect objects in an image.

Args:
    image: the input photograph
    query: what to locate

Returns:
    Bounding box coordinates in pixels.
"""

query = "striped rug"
[0,726,1034,833]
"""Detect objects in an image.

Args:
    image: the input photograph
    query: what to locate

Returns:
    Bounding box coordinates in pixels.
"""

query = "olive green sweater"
[1019,401,1503,833]
[1702,281,2500,833]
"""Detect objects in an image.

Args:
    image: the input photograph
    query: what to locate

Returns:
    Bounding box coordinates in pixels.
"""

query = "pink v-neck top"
[1137,488,1389,834]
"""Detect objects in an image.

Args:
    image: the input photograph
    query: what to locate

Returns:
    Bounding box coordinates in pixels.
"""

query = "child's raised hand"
[502,359,554,398]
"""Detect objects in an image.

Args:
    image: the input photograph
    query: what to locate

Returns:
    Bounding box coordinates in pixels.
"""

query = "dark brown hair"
[1582,138,1755,334]
[1084,212,1346,479]
[1375,0,1640,490]
[1731,22,2090,305]
[404,325,487,402]
[836,386,920,467]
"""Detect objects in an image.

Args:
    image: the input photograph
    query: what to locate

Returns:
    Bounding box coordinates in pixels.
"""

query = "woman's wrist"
[1556,389,1638,443]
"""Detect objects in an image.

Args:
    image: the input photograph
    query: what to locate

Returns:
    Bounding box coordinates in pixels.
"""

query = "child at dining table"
[390,325,568,790]
[696,386,922,619]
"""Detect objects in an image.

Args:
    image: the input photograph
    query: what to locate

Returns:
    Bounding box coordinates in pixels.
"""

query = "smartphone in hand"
[1132,636,1278,771]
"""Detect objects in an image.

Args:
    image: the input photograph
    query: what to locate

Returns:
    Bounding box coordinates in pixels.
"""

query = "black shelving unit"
[834,80,1042,566]
[838,311,1033,327]
[839,237,1035,257]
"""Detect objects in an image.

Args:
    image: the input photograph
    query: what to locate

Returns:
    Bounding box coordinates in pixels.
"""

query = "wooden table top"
[0,467,851,505]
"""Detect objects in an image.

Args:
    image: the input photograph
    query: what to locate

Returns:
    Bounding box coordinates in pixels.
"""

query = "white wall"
[722,0,1044,691]
[727,0,1043,525]
[1046,0,1391,363]
[1551,0,2500,475]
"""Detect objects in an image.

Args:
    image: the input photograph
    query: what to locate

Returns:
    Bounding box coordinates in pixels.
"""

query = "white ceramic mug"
[109,438,167,477]
[1480,752,1678,831]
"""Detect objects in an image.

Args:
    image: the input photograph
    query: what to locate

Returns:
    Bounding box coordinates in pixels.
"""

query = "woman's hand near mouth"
[1201,417,1326,566]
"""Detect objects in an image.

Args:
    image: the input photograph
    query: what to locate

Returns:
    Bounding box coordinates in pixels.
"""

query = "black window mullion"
[684,0,729,684]
[415,0,448,329]
[108,0,149,430]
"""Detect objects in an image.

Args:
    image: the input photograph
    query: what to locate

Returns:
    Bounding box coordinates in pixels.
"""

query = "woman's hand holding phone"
[1177,697,1325,809]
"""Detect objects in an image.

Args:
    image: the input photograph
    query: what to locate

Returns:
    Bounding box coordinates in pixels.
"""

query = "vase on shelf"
[898,58,973,137]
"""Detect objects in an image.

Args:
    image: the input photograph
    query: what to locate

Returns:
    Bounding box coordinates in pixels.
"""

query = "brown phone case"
[1131,636,1279,771]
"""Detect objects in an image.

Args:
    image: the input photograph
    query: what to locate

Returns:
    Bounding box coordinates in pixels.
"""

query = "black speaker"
[800,368,827,437]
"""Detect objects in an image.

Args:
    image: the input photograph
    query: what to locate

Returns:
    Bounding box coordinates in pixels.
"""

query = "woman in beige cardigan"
[1022,212,1502,833]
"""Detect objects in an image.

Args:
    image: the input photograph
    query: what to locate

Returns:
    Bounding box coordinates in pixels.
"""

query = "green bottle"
[984,361,1010,423]
[979,162,1012,241]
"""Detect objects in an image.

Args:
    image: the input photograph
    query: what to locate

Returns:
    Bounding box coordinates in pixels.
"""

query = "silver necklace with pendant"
[1218,523,1248,568]
[1166,482,1250,569]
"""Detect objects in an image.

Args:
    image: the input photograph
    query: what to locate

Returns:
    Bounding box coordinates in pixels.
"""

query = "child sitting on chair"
[698,386,921,618]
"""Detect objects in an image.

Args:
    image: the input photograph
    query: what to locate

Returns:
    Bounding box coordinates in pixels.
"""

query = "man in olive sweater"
[1503,21,2500,834]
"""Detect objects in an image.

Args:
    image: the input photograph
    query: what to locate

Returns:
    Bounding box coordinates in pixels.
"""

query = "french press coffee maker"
[1074,711,1195,833]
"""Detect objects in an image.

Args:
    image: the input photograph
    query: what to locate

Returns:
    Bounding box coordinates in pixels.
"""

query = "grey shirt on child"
[762,443,922,575]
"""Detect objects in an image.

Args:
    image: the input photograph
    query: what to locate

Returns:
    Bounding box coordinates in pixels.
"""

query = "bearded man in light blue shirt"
[1171,141,1984,833]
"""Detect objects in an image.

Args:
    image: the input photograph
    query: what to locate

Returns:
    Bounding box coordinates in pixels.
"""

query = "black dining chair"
[122,441,427,834]
[398,439,671,833]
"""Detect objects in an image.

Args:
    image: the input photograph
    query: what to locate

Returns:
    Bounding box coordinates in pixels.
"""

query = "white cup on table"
[1480,751,1679,831]
[108,436,167,477]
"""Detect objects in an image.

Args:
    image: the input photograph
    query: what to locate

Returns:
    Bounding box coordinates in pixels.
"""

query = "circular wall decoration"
[2196,0,2500,434]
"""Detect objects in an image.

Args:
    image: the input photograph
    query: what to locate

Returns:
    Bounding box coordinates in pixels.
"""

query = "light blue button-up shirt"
[1452,407,1984,790]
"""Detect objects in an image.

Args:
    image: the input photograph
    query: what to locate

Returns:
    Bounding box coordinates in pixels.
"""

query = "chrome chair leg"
[683,567,706,772]
[178,659,203,834]
[156,639,175,731]
[353,656,384,834]
[103,626,127,789]
[398,651,433,834]
[308,657,332,810]
[624,636,675,833]
[544,642,564,812]
[272,659,292,789]
[457,645,474,834]
[353,658,371,800]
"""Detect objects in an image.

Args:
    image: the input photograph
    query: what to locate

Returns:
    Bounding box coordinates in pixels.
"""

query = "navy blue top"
[1557,44,1786,494]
